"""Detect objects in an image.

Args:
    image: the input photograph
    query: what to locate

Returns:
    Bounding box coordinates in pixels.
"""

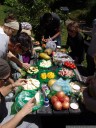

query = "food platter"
[37,70,56,83]
[27,66,39,75]
[37,59,52,68]
[56,67,76,79]
[22,78,40,90]
[63,61,76,69]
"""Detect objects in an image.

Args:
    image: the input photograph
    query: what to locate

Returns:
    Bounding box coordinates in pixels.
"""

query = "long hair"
[0,58,11,79]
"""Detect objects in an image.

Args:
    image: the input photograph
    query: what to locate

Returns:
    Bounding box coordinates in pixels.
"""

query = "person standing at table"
[65,21,85,64]
[40,12,61,46]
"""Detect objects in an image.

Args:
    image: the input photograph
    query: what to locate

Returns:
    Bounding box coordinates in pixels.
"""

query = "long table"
[20,57,96,127]
[29,58,87,116]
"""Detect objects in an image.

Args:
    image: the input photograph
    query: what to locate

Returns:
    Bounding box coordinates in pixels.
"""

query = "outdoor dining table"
[28,55,86,116]
[12,52,96,127]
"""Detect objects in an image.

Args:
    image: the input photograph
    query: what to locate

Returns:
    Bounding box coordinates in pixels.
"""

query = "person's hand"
[34,41,40,46]
[13,79,27,87]
[42,37,52,43]
[42,38,46,42]
[46,38,52,43]
[19,98,35,117]
[21,62,30,70]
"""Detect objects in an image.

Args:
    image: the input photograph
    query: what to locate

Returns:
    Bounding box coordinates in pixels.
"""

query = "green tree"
[4,0,57,40]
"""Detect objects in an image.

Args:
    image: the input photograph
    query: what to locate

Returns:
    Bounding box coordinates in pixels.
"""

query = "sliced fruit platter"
[37,59,52,68]
[22,78,40,90]
[38,70,56,83]
[27,66,39,75]
[56,67,76,79]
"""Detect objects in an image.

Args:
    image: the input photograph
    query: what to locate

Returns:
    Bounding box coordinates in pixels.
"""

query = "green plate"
[56,67,76,79]
[26,66,39,76]
[37,69,57,83]
[37,59,52,69]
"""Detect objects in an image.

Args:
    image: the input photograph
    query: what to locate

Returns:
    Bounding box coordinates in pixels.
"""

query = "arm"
[0,79,27,96]
[7,51,30,70]
[51,31,61,40]
[9,60,21,73]
[42,28,61,43]
[7,51,23,68]
[1,98,34,128]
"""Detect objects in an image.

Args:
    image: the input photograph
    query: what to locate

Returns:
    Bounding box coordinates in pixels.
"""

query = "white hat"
[21,29,31,36]
[4,21,19,30]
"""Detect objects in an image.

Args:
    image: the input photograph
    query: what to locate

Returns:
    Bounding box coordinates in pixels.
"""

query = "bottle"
[44,97,49,107]
[41,84,50,97]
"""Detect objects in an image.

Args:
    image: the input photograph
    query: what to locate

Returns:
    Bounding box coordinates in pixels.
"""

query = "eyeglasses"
[0,78,9,84]
[0,75,10,83]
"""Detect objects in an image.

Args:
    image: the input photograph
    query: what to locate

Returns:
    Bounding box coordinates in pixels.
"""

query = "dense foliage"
[3,0,96,39]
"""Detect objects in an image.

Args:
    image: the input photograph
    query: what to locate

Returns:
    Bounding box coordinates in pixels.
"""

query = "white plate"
[71,84,80,91]
[70,103,79,110]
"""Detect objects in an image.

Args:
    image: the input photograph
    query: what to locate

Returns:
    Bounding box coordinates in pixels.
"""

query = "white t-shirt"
[0,27,9,59]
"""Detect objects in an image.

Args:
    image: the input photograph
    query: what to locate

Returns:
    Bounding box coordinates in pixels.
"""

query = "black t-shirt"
[0,93,8,123]
[66,32,84,62]
[40,13,60,38]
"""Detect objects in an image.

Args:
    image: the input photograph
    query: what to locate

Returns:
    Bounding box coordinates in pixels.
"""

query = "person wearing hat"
[20,22,39,63]
[0,58,35,128]
[0,15,30,71]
